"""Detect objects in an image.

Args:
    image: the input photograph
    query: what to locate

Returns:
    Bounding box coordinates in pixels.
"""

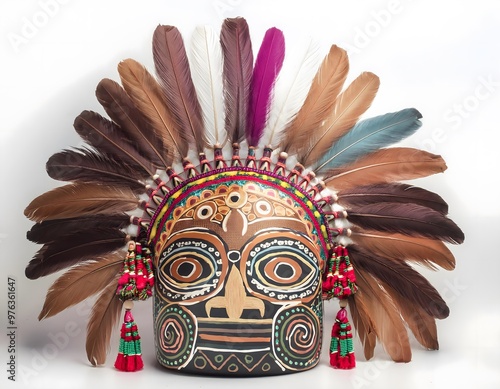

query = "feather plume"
[220,17,253,144]
[190,25,226,147]
[338,183,449,215]
[25,228,128,279]
[73,110,155,176]
[46,148,146,192]
[24,183,138,223]
[38,253,123,320]
[118,58,186,160]
[304,72,380,167]
[350,228,456,270]
[349,246,449,319]
[95,78,169,168]
[86,280,122,366]
[247,27,285,146]
[348,293,377,360]
[153,25,205,153]
[279,45,349,155]
[263,37,322,147]
[324,147,447,191]
[27,214,130,244]
[347,202,464,244]
[354,267,412,362]
[316,108,422,172]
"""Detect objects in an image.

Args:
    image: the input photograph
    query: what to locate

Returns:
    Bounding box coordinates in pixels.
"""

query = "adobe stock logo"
[7,0,71,53]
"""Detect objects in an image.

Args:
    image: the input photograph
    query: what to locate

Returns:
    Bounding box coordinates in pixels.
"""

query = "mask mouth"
[196,317,274,350]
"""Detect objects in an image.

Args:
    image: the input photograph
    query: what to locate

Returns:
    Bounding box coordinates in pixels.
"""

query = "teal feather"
[314,108,422,172]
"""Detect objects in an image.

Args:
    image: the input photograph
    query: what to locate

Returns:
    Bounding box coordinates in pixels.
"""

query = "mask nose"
[205,265,264,320]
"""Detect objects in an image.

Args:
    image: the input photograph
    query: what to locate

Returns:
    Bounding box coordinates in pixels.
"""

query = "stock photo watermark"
[213,0,243,18]
[350,277,468,389]
[417,74,499,152]
[7,0,71,53]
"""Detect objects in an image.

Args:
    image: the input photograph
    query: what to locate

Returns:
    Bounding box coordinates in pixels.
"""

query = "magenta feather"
[247,27,285,147]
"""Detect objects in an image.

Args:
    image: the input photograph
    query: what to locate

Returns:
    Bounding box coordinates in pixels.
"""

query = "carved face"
[150,170,329,375]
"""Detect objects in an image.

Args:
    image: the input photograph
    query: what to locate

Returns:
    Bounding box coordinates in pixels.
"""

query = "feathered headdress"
[25,17,463,374]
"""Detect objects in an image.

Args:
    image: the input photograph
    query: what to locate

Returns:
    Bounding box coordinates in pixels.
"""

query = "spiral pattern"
[155,305,197,369]
[272,305,321,370]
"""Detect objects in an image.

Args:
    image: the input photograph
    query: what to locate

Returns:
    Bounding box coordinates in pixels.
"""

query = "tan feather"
[280,45,349,155]
[351,229,456,270]
[356,268,412,362]
[348,293,377,360]
[118,58,186,161]
[24,183,138,222]
[38,253,124,320]
[387,288,439,350]
[324,147,447,191]
[86,279,122,366]
[303,71,380,167]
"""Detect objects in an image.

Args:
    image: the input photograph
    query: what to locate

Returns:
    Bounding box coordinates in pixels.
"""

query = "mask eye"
[157,230,228,303]
[240,230,321,303]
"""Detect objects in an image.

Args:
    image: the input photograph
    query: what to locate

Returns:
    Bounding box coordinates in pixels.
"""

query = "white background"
[1,1,499,388]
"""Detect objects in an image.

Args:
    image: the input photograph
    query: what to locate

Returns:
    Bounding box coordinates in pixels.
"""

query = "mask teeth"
[287,162,304,184]
[182,158,199,179]
[199,152,212,173]
[273,151,288,177]
[166,167,184,187]
[231,143,242,167]
[259,146,273,171]
[214,145,227,169]
[245,146,257,169]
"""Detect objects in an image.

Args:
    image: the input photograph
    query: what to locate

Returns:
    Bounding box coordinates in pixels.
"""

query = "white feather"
[189,25,226,147]
[261,37,323,148]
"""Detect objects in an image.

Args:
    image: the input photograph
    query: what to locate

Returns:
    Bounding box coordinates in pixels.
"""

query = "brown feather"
[220,17,253,144]
[324,147,447,191]
[24,183,138,223]
[346,202,464,244]
[280,45,349,156]
[86,279,122,366]
[96,78,170,168]
[73,110,155,176]
[38,253,123,320]
[356,267,412,362]
[337,183,449,215]
[351,228,456,271]
[25,228,128,279]
[153,25,205,152]
[303,71,380,167]
[348,294,377,360]
[118,58,186,160]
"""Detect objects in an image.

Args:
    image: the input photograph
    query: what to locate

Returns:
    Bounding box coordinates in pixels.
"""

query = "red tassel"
[114,302,144,372]
[330,306,355,369]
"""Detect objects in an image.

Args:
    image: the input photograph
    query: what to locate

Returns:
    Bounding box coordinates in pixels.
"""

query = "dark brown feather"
[338,183,449,215]
[46,148,146,192]
[347,202,464,244]
[38,252,123,320]
[73,110,155,176]
[153,25,205,152]
[27,214,130,244]
[96,78,170,168]
[25,228,128,279]
[349,246,449,318]
[348,293,377,360]
[220,17,253,144]
[86,280,122,366]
